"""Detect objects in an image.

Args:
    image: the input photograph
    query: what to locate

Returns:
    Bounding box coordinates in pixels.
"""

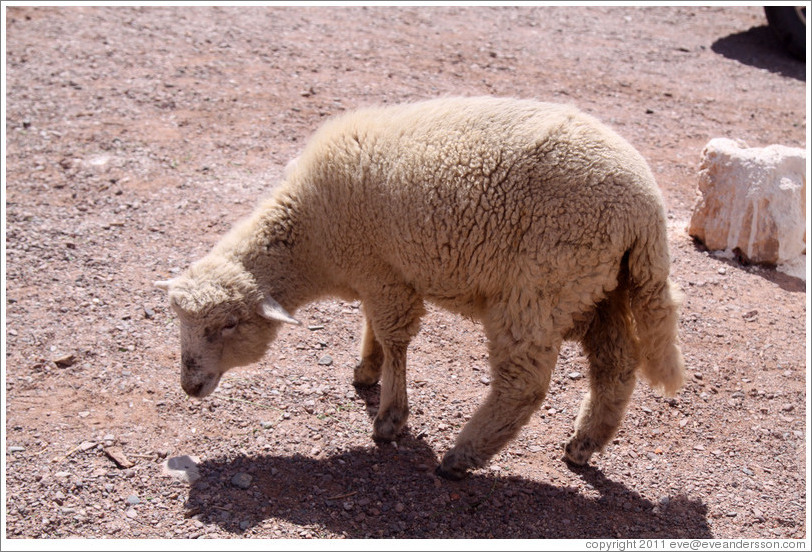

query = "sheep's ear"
[257,296,301,326]
[154,279,174,291]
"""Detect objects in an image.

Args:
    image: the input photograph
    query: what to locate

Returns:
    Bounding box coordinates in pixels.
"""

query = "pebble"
[52,353,76,367]
[162,455,200,484]
[567,372,582,380]
[318,355,333,366]
[260,421,274,429]
[479,376,490,385]
[231,472,253,489]
[394,502,405,513]
[125,507,138,519]
[126,494,140,505]
[8,446,25,453]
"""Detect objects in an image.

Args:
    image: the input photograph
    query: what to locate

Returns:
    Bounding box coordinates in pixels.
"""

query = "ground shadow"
[711,25,805,81]
[690,240,805,293]
[185,435,711,539]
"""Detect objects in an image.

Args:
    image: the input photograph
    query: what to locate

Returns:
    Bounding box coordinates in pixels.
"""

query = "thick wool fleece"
[166,96,685,478]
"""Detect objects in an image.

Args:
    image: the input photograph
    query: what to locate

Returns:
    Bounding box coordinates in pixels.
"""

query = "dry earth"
[3,4,808,543]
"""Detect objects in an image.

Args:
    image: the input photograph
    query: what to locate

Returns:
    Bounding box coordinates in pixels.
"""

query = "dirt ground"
[3,5,808,543]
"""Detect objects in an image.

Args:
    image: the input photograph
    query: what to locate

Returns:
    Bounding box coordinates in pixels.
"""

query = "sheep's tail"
[626,232,686,397]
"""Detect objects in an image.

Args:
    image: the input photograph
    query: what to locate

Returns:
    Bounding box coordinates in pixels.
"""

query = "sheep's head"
[155,258,299,398]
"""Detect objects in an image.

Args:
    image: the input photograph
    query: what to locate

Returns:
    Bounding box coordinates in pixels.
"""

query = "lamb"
[155,96,685,480]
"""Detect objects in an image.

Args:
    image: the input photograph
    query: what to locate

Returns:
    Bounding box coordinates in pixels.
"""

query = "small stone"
[125,507,138,519]
[394,503,405,513]
[567,372,582,380]
[143,307,156,319]
[308,325,325,331]
[55,471,71,478]
[693,444,705,451]
[53,353,76,367]
[239,520,251,531]
[260,421,274,429]
[78,441,96,452]
[318,355,333,366]
[479,376,490,385]
[78,411,90,418]
[162,455,200,484]
[126,494,140,505]
[781,403,795,412]
[8,446,25,453]
[104,446,135,469]
[717,266,727,275]
[231,472,253,489]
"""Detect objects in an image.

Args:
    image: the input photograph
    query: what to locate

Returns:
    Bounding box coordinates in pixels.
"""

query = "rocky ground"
[3,5,807,543]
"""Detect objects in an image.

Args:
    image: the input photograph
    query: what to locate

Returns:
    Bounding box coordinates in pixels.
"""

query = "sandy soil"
[3,5,807,542]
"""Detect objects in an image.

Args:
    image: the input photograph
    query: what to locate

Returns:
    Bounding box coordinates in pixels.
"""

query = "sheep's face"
[156,259,299,398]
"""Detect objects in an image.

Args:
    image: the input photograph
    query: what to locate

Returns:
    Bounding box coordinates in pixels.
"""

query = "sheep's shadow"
[711,25,805,81]
[184,435,711,538]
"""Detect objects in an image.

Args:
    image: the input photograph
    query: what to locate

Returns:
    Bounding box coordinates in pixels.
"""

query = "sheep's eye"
[222,319,238,335]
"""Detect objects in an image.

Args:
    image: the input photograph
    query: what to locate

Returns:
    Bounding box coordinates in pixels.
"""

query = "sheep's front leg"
[438,338,559,480]
[353,316,384,387]
[362,286,424,443]
[565,293,639,465]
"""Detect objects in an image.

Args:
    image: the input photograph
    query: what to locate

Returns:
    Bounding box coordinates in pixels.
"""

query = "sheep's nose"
[182,380,206,398]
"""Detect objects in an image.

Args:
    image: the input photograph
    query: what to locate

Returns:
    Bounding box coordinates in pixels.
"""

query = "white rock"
[689,138,806,267]
[161,455,201,484]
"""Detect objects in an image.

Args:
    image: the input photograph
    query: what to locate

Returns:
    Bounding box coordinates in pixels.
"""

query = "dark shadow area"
[711,25,805,81]
[185,435,711,538]
[691,239,805,293]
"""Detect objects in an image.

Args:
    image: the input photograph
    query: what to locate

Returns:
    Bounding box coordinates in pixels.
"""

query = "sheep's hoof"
[437,446,477,480]
[352,360,381,387]
[435,463,468,481]
[563,436,596,466]
[372,410,406,443]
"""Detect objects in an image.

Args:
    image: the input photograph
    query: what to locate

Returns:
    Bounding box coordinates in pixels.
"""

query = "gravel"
[4,5,806,541]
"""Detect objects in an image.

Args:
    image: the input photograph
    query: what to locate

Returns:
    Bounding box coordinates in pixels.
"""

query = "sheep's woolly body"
[166,96,685,478]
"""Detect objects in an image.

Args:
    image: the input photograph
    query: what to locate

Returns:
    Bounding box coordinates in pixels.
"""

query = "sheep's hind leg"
[353,316,384,387]
[438,337,558,480]
[564,290,639,465]
[362,285,424,443]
